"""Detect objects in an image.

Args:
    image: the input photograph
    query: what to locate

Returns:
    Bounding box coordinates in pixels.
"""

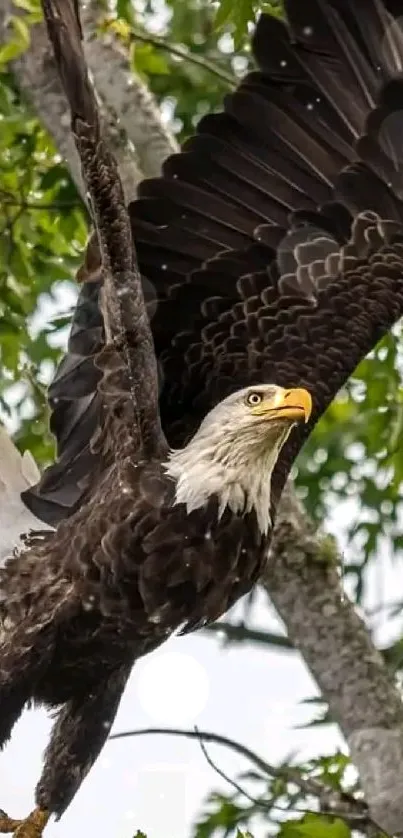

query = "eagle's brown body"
[3,459,265,668]
[3,0,403,835]
[1,457,266,815]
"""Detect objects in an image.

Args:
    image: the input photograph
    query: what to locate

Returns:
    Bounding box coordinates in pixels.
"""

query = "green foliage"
[295,325,403,596]
[194,795,254,838]
[129,2,243,141]
[194,751,359,838]
[0,65,86,463]
[213,0,257,44]
[0,1,41,65]
[278,816,350,838]
[212,0,282,44]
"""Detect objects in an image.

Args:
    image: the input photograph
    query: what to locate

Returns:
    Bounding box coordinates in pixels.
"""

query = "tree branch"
[109,726,379,833]
[203,620,293,652]
[127,26,236,87]
[109,725,346,801]
[265,481,403,836]
[203,601,399,676]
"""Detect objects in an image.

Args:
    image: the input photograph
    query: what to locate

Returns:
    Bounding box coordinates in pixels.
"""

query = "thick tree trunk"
[266,483,403,835]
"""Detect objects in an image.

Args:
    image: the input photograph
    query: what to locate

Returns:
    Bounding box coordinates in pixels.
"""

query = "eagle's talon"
[0,809,49,838]
[0,813,23,834]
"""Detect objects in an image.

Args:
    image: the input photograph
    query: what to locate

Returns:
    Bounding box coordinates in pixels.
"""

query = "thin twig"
[203,621,293,651]
[195,726,266,809]
[194,727,321,820]
[110,726,289,782]
[0,197,81,211]
[127,26,237,88]
[109,726,354,804]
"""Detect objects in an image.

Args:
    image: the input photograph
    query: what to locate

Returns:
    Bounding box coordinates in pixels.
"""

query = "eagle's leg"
[34,663,131,821]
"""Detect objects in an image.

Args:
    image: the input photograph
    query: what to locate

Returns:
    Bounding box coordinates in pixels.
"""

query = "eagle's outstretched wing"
[24,0,403,524]
[41,0,166,476]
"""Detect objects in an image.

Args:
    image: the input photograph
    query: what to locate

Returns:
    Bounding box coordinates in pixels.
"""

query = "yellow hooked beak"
[250,387,312,424]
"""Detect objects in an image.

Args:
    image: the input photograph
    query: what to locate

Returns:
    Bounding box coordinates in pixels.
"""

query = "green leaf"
[0,11,39,67]
[214,0,234,29]
[133,43,170,77]
[280,815,351,838]
[13,0,41,11]
[117,0,134,24]
[213,0,255,43]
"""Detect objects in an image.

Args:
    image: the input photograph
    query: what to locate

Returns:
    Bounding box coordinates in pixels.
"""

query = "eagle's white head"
[165,384,312,535]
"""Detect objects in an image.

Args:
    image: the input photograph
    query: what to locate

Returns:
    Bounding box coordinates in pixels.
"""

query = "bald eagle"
[2,0,403,835]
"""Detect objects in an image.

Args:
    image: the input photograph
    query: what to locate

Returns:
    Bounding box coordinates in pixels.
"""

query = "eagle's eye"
[246,391,263,406]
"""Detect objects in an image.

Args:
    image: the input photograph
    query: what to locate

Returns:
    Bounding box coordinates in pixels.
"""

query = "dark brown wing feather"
[41,0,165,475]
[24,0,403,524]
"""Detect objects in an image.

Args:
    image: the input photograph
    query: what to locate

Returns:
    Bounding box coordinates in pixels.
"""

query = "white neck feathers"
[165,423,291,535]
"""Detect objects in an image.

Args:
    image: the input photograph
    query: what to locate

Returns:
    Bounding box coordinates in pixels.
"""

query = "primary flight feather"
[2,1,403,836]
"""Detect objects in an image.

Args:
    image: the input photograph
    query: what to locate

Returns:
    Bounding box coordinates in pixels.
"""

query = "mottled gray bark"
[81,1,179,178]
[267,482,403,836]
[2,2,403,834]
